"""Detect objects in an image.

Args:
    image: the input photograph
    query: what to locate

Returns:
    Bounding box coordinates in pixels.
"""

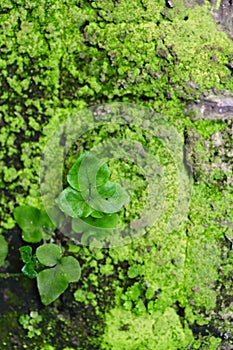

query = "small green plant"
[12,152,128,305]
[14,207,81,305]
[18,241,81,305]
[18,310,42,338]
[36,243,81,305]
[56,152,129,243]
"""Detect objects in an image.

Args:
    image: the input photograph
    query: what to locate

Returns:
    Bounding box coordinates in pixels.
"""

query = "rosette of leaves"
[56,152,129,241]
[14,206,56,243]
[36,244,81,305]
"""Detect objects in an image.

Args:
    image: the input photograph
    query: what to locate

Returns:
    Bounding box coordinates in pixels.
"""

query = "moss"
[1,0,233,348]
[1,0,233,233]
[101,307,193,350]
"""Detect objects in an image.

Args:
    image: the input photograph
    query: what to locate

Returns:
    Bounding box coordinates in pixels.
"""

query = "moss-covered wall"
[1,0,233,349]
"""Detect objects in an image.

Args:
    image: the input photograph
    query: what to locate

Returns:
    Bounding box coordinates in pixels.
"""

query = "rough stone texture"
[211,0,233,39]
[186,90,233,120]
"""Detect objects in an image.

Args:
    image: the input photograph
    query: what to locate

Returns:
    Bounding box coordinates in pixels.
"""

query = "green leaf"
[95,159,111,187]
[39,210,56,239]
[19,246,33,264]
[56,187,93,218]
[22,262,37,279]
[14,206,40,231]
[36,244,63,267]
[67,153,87,191]
[14,206,55,243]
[85,182,129,214]
[74,153,111,201]
[0,235,8,266]
[90,210,104,218]
[21,229,42,243]
[37,265,68,305]
[19,246,37,278]
[72,214,119,234]
[82,213,119,229]
[67,152,110,191]
[74,153,128,213]
[72,217,91,232]
[60,256,81,283]
[98,182,117,198]
[100,183,129,213]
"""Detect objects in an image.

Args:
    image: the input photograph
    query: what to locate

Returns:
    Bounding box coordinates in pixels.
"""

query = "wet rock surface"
[185,92,233,193]
[211,0,233,39]
[186,90,233,121]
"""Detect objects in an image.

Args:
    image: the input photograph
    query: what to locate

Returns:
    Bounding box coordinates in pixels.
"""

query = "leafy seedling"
[56,152,128,243]
[36,244,81,305]
[14,206,56,243]
[0,235,8,266]
[19,311,42,338]
[56,152,129,217]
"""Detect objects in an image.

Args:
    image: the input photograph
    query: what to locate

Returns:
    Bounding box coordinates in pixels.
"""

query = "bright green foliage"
[0,235,8,266]
[19,246,37,278]
[13,205,82,305]
[127,264,143,279]
[57,152,128,216]
[56,187,93,218]
[72,213,120,245]
[74,289,86,303]
[102,307,194,350]
[19,311,42,338]
[72,213,119,230]
[57,152,128,243]
[67,152,110,192]
[36,243,62,267]
[14,206,55,243]
[36,244,81,305]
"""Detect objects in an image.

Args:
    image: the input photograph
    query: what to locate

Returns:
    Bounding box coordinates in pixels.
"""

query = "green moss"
[102,307,193,350]
[192,119,227,139]
[1,0,233,348]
